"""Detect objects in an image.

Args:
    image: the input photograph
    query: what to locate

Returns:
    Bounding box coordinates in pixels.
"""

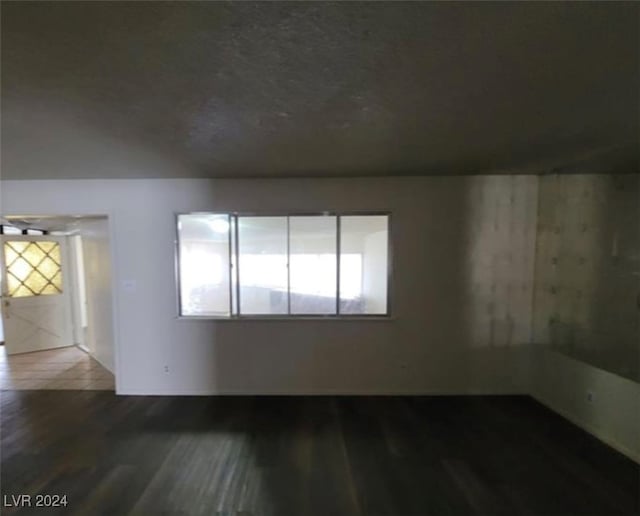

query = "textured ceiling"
[1,1,638,179]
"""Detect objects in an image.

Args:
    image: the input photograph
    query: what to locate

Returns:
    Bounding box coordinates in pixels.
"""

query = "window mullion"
[336,215,341,316]
[286,216,291,315]
[234,215,241,317]
[227,214,233,317]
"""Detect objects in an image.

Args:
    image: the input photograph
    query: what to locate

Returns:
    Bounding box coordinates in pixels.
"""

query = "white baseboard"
[76,344,90,354]
[531,393,640,464]
[115,384,527,396]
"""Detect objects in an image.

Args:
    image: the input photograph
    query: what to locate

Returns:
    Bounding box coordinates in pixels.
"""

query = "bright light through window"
[338,254,362,299]
[182,249,224,286]
[178,214,231,316]
[289,254,337,297]
[238,255,288,289]
[177,213,389,317]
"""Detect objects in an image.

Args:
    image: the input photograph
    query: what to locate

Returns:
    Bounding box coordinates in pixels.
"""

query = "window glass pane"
[178,214,231,316]
[340,215,389,314]
[3,241,63,297]
[238,217,288,315]
[289,216,337,314]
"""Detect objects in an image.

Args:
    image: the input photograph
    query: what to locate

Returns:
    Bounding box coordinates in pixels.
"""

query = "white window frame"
[175,212,392,319]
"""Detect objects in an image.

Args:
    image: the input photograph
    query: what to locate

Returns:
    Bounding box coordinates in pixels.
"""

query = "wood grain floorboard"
[1,392,638,516]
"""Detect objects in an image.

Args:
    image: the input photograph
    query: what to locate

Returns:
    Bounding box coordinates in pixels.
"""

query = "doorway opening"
[0,215,116,391]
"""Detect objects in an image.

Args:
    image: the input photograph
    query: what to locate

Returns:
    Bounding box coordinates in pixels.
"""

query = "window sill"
[175,315,394,322]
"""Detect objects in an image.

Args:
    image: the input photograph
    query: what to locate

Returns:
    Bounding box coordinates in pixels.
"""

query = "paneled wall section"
[532,174,640,382]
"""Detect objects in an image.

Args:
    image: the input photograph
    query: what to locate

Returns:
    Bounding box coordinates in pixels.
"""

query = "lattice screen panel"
[4,241,63,297]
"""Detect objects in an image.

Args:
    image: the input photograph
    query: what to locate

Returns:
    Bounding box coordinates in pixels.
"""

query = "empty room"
[0,1,638,515]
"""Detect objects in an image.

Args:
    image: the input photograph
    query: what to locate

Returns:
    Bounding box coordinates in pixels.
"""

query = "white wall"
[530,348,640,463]
[1,176,536,395]
[3,175,637,465]
[529,173,640,463]
[532,174,639,382]
[67,234,88,348]
[78,218,115,373]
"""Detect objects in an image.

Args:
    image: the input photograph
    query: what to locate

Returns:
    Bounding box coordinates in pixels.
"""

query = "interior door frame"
[1,213,120,392]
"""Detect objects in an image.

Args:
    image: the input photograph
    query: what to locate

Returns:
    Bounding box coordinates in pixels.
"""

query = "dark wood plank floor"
[1,392,638,516]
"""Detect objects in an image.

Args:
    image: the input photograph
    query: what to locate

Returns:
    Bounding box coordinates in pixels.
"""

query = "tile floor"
[0,345,115,390]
